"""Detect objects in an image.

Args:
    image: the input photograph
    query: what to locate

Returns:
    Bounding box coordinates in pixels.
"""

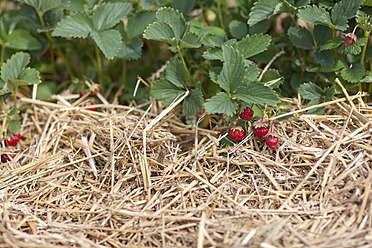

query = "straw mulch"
[1,88,372,248]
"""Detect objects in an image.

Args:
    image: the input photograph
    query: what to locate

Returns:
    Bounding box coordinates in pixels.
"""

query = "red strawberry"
[266,134,279,151]
[253,117,269,141]
[4,133,21,147]
[239,107,254,121]
[1,153,16,162]
[195,109,206,118]
[229,126,245,142]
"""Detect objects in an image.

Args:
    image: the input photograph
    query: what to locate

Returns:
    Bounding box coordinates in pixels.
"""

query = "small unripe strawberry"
[344,33,357,47]
[266,134,279,151]
[90,84,100,95]
[4,133,21,147]
[195,109,206,118]
[229,126,245,142]
[253,117,269,141]
[239,107,254,121]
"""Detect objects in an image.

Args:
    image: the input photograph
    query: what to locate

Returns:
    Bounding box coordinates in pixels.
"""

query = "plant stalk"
[176,46,197,85]
[95,44,103,85]
[122,59,127,90]
[217,0,226,33]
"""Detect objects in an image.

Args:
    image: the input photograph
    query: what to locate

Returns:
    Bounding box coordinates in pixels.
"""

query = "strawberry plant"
[0,52,41,135]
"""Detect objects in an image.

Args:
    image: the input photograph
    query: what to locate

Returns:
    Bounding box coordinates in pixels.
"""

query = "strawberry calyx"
[89,84,100,95]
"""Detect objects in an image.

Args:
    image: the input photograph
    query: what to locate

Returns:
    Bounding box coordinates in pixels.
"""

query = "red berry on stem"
[239,107,254,121]
[229,126,245,142]
[4,133,21,147]
[266,135,279,151]
[253,117,269,141]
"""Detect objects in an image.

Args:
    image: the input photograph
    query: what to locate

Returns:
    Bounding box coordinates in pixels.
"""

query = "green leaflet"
[204,92,237,116]
[248,0,280,26]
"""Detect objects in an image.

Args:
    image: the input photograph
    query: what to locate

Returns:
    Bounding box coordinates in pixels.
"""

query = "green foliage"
[0,52,41,95]
[299,82,335,114]
[52,2,132,59]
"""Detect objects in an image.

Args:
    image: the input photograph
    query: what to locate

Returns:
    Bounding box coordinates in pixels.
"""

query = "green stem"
[14,86,18,121]
[217,0,226,33]
[36,9,74,80]
[122,59,127,90]
[176,46,197,85]
[0,45,5,67]
[95,44,103,85]
[361,30,371,100]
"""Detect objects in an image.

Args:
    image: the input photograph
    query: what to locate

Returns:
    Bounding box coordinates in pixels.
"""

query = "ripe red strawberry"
[266,134,279,151]
[195,109,206,118]
[4,133,21,147]
[239,107,254,121]
[253,117,269,141]
[1,153,16,162]
[229,126,245,142]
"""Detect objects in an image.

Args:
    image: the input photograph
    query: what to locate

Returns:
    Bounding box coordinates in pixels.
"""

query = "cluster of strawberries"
[1,133,20,162]
[228,107,279,151]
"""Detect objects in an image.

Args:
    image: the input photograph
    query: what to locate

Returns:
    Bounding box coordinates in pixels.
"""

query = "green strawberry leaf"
[287,26,315,49]
[93,2,132,31]
[67,0,98,11]
[201,34,227,47]
[150,78,186,106]
[117,37,143,60]
[234,34,271,58]
[234,81,280,106]
[245,64,260,82]
[340,63,366,83]
[165,58,188,88]
[217,46,246,93]
[297,5,331,26]
[313,25,333,46]
[180,32,201,49]
[6,29,42,50]
[91,29,122,60]
[143,22,177,46]
[313,49,334,67]
[155,7,187,41]
[52,12,93,38]
[126,10,157,40]
[319,38,344,51]
[260,69,283,88]
[338,42,362,55]
[1,52,30,82]
[204,92,237,116]
[183,88,203,116]
[16,0,67,15]
[18,67,41,85]
[298,82,323,99]
[248,0,280,26]
[8,119,21,134]
[202,47,224,61]
[229,20,248,40]
[209,67,222,84]
[172,0,195,15]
